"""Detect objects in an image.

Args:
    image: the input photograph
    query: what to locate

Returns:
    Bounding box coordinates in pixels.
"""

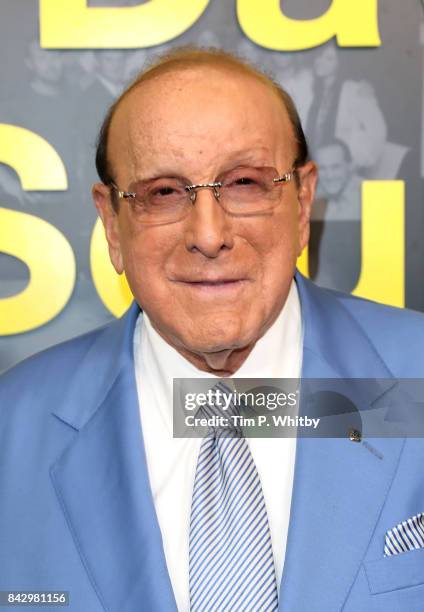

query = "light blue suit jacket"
[1,273,424,611]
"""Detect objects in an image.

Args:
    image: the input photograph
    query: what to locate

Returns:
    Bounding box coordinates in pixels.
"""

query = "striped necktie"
[189,382,279,611]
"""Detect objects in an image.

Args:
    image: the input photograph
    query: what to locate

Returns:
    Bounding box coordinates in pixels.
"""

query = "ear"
[296,161,318,255]
[92,182,124,274]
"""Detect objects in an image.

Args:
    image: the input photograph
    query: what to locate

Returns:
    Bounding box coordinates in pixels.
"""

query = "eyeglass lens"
[127,166,290,224]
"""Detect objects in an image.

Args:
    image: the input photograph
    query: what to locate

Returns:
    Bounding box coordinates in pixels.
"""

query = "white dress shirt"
[133,280,303,611]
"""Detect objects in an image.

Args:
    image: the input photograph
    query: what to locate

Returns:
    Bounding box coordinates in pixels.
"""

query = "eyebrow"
[131,147,275,183]
[131,172,191,184]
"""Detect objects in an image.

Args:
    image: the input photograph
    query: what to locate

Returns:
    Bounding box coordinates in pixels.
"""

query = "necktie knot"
[197,382,242,439]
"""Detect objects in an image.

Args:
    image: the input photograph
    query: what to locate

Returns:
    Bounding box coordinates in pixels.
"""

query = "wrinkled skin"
[93,66,317,375]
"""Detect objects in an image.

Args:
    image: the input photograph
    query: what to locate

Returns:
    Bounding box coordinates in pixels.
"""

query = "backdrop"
[1,0,423,371]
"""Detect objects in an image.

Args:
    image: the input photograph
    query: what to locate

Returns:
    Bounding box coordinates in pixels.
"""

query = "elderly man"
[1,49,424,612]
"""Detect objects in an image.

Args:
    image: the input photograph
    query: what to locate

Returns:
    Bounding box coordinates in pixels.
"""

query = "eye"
[222,167,265,189]
[148,180,184,197]
[144,179,186,207]
[234,176,258,186]
[153,186,178,197]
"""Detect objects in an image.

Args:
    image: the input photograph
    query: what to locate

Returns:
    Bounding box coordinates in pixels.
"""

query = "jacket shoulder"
[0,322,112,406]
[337,290,424,329]
[334,289,424,375]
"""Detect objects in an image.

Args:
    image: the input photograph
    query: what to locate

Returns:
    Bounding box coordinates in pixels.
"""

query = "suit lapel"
[278,274,405,611]
[51,303,177,612]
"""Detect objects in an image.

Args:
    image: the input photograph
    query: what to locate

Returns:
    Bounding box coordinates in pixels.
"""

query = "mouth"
[173,278,250,295]
[185,279,243,285]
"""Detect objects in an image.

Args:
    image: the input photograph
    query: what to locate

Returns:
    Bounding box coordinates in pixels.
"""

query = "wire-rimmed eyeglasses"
[109,165,296,225]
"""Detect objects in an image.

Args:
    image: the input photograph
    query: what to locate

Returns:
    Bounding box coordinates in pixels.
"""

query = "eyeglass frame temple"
[109,182,136,200]
[273,171,295,183]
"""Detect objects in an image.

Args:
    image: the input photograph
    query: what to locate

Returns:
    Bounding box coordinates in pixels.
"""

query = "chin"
[180,314,257,354]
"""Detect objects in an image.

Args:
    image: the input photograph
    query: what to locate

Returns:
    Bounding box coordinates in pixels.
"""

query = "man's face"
[316,144,352,197]
[93,67,316,365]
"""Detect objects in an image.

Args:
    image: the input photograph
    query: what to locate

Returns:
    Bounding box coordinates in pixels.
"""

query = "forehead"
[108,65,297,177]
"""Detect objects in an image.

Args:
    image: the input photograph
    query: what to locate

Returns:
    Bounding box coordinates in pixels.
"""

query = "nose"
[184,186,234,258]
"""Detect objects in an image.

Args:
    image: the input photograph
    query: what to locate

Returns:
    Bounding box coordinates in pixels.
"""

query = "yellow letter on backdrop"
[297,181,404,308]
[40,0,210,48]
[0,124,67,190]
[237,0,381,51]
[352,181,404,308]
[0,124,75,335]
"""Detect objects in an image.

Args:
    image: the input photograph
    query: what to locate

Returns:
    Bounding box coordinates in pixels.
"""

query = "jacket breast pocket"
[364,547,424,594]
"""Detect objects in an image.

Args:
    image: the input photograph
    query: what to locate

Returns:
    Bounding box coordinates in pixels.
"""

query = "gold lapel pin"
[349,429,362,442]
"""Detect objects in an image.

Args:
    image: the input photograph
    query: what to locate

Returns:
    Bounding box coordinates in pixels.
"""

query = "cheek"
[257,209,300,269]
[118,227,176,302]
[264,231,298,290]
[241,210,300,306]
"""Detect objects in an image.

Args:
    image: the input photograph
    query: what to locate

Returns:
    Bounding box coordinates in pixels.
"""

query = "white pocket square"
[384,512,424,556]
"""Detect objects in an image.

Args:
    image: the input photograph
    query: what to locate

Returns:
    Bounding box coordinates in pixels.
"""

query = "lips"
[171,277,250,295]
[181,279,245,285]
[174,278,250,288]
